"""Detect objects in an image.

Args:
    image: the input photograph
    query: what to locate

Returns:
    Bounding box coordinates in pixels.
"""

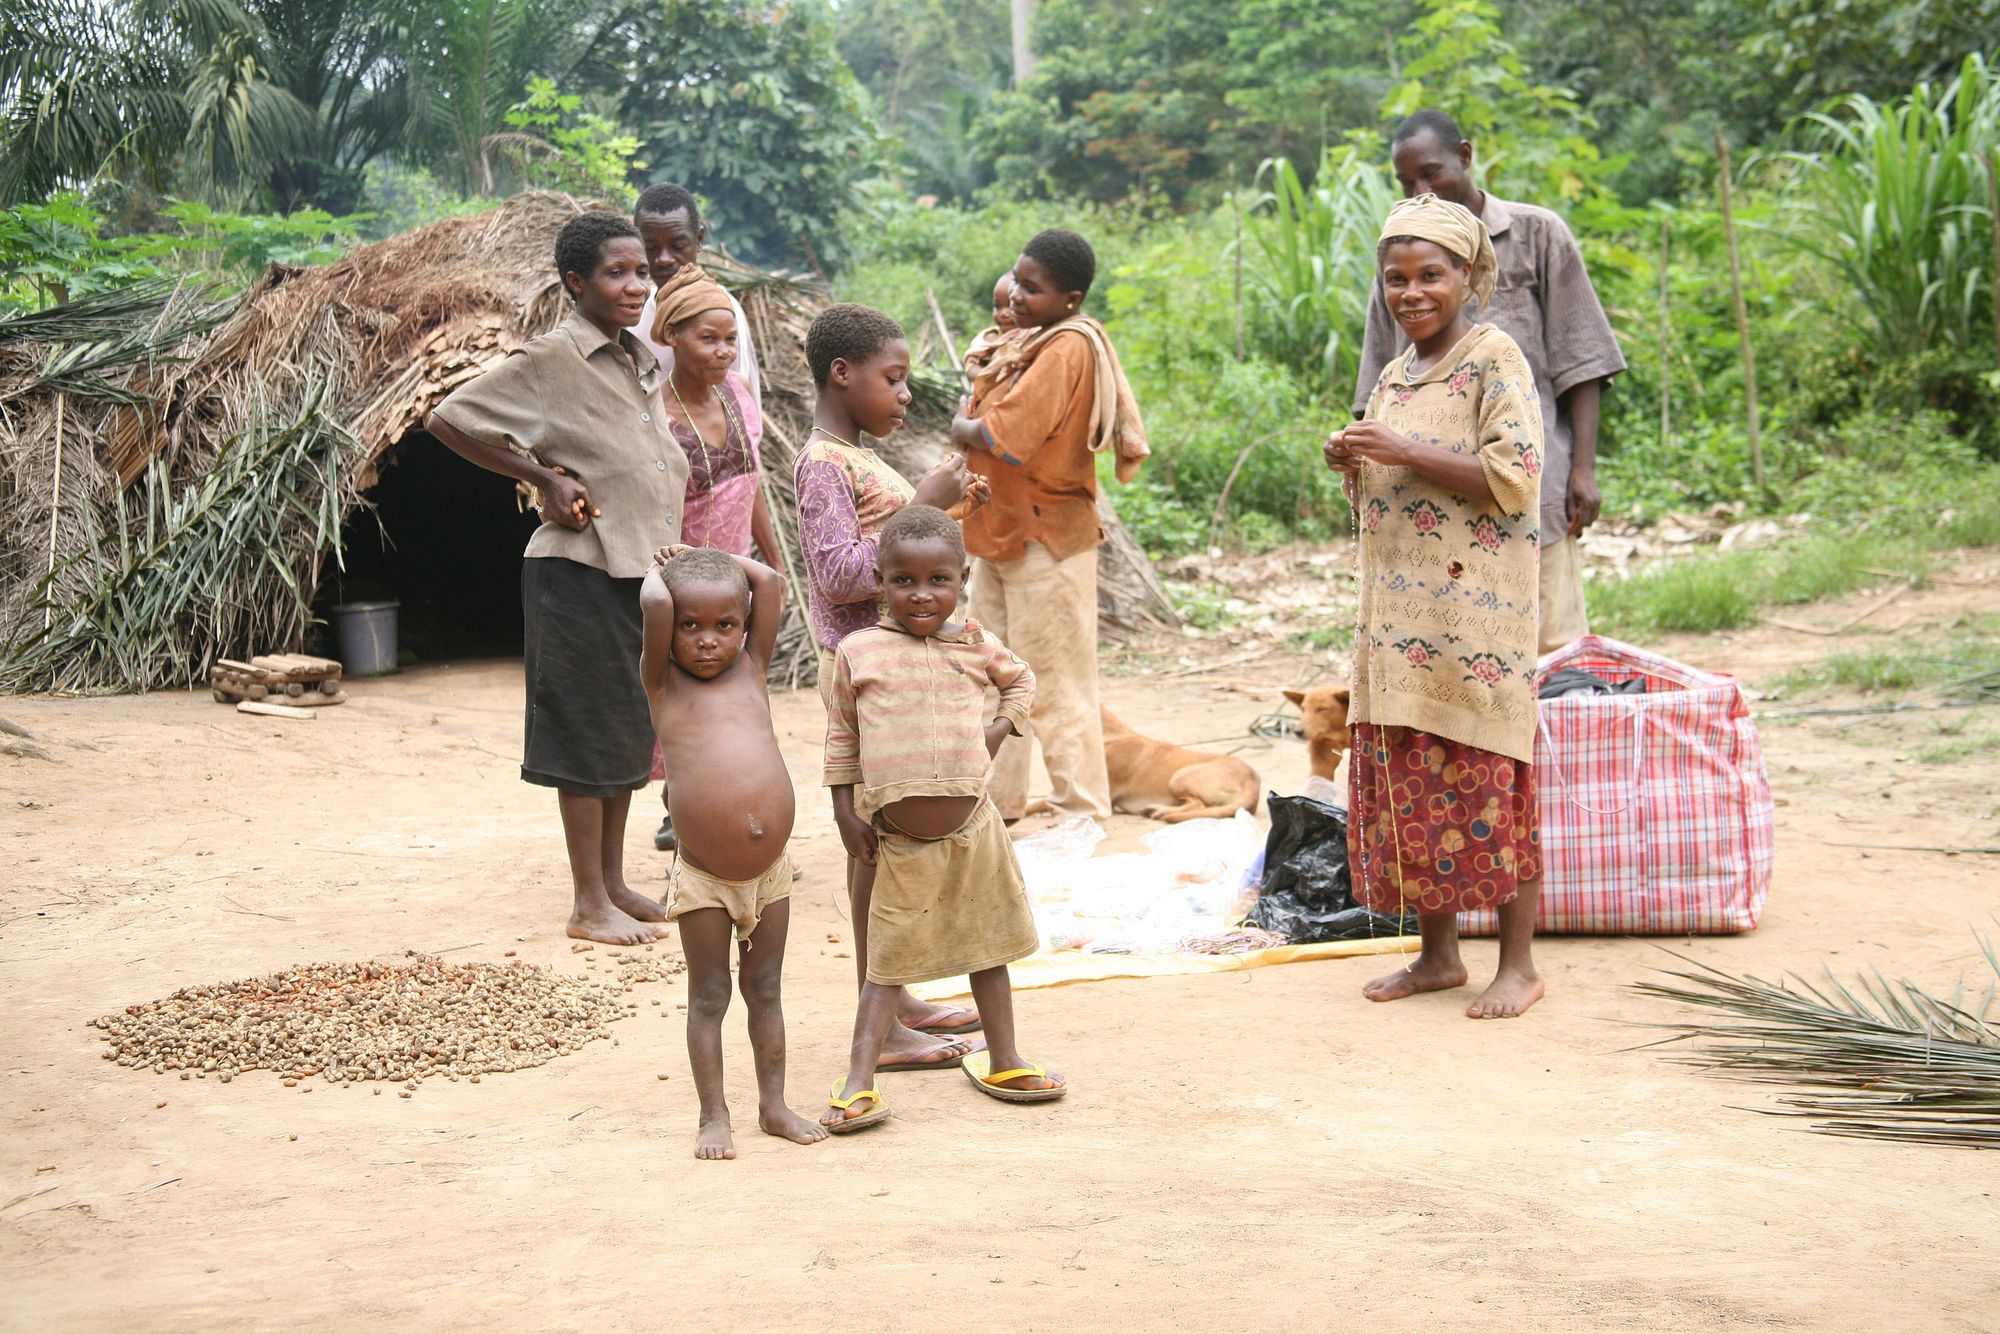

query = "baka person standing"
[948,228,1149,823]
[634,182,774,852]
[1328,194,1546,1019]
[635,182,762,403]
[427,211,681,946]
[819,506,1067,1132]
[645,263,777,852]
[642,546,825,1159]
[796,304,991,1065]
[1353,110,1625,656]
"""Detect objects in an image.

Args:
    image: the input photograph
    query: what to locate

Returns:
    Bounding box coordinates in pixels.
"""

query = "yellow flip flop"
[962,1050,1067,1103]
[827,1078,890,1133]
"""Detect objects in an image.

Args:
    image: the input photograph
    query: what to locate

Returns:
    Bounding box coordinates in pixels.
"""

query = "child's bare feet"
[567,904,659,946]
[761,1104,830,1144]
[694,1113,736,1160]
[878,1025,973,1069]
[1362,954,1469,1002]
[607,882,667,923]
[1467,967,1544,1018]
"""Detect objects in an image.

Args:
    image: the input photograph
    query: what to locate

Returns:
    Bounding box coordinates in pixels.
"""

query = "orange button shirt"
[963,330,1104,563]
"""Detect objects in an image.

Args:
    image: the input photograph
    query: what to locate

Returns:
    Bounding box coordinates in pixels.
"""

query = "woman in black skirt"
[428,211,687,944]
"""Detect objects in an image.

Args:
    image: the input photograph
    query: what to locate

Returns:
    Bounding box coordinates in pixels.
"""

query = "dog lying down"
[1101,706,1261,823]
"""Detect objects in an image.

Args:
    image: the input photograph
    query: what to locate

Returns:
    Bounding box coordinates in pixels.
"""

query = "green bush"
[1240,148,1394,394]
[0,192,362,311]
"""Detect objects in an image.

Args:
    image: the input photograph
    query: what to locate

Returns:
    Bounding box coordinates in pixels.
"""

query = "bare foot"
[905,1003,982,1034]
[1467,968,1545,1019]
[566,904,658,946]
[878,1025,974,1070]
[1362,954,1469,1002]
[983,1068,1064,1092]
[694,1113,736,1160]
[607,882,667,923]
[760,1104,830,1144]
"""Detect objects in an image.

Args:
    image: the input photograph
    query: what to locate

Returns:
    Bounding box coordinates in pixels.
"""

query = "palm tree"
[1,0,629,210]
[0,0,313,203]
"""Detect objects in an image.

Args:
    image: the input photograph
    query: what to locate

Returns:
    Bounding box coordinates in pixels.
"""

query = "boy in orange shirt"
[949,229,1147,823]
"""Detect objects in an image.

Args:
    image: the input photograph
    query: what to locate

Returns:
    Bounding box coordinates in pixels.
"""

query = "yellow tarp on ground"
[911,935,1421,1001]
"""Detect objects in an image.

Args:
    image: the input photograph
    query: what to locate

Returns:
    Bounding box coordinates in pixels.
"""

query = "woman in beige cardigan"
[1324,194,1548,1019]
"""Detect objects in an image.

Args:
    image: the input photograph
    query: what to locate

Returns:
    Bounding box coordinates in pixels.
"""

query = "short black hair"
[634,182,701,227]
[1021,227,1095,298]
[878,503,965,565]
[1393,110,1466,150]
[662,547,749,607]
[555,211,638,288]
[805,303,905,388]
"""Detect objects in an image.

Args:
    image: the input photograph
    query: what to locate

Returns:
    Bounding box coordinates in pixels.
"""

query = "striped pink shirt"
[823,617,1035,820]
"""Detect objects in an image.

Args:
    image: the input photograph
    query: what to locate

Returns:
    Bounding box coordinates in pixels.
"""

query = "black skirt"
[520,556,652,797]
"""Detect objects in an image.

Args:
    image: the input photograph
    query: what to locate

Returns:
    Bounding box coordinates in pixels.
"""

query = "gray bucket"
[331,600,399,675]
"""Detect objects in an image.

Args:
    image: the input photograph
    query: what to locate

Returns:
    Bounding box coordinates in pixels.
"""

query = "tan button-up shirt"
[431,312,689,578]
[1355,194,1625,545]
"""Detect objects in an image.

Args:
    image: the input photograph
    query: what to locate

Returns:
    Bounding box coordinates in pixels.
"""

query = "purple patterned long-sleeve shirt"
[793,437,916,650]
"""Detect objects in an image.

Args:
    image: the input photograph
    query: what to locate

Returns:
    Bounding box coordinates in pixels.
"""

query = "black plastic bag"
[1246,793,1416,942]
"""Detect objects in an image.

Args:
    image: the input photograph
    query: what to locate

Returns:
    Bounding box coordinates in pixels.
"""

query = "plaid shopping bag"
[1460,635,1774,935]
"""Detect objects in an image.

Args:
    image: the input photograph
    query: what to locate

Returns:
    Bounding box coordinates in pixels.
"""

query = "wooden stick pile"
[210,653,345,706]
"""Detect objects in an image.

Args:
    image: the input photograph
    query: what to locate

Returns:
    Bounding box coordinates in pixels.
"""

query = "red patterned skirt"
[1346,723,1542,916]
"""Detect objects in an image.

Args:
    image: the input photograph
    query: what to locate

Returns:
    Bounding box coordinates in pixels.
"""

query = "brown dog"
[1101,707,1261,823]
[1282,685,1351,780]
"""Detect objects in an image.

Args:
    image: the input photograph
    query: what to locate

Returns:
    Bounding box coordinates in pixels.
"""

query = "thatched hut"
[0,191,1177,695]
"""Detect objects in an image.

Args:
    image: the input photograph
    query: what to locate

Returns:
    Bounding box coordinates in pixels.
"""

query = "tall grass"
[1784,53,1999,357]
[1588,549,1764,635]
[1240,147,1396,395]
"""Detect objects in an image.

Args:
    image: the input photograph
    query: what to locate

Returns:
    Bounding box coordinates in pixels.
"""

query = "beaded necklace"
[665,371,744,490]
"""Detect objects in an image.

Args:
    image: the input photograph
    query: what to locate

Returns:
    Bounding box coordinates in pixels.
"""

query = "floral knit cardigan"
[1351,322,1546,763]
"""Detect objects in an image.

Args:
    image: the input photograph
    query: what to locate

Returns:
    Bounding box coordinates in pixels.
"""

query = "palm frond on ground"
[2,384,364,693]
[1635,934,2000,1149]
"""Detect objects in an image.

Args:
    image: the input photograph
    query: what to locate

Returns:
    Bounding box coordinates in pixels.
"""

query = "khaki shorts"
[1538,536,1590,656]
[667,853,793,942]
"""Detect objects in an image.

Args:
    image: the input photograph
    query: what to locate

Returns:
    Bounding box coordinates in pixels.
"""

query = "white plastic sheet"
[1012,811,1266,954]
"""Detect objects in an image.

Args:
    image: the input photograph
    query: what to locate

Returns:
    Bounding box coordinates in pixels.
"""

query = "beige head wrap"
[1378,193,1496,306]
[651,264,734,342]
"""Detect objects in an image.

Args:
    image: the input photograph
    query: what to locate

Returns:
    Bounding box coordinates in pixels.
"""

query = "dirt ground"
[4,561,1997,1332]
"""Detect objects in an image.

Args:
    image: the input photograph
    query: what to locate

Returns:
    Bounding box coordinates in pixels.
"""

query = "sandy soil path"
[3,573,1996,1331]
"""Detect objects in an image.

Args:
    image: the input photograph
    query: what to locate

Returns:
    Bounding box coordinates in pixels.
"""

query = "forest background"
[4,0,1998,634]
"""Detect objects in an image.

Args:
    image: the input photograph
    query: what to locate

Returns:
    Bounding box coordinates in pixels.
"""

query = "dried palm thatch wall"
[0,191,1176,695]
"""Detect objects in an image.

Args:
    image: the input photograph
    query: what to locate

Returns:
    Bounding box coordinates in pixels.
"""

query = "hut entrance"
[324,434,538,661]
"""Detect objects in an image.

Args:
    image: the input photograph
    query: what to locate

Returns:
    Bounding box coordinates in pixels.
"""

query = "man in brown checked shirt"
[1354,109,1627,656]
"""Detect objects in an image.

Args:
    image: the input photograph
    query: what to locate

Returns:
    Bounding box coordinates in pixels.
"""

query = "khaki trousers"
[970,542,1111,821]
[1538,536,1590,656]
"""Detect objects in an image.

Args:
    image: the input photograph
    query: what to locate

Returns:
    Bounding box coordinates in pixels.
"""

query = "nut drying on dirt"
[92,951,684,1087]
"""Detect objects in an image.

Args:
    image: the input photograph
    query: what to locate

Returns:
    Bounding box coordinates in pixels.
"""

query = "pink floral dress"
[675,372,762,556]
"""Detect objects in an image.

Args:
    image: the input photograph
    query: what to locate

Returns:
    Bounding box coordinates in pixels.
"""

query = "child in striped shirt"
[818,505,1069,1132]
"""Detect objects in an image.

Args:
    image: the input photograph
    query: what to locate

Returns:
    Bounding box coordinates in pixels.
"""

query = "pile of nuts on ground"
[93,950,683,1091]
